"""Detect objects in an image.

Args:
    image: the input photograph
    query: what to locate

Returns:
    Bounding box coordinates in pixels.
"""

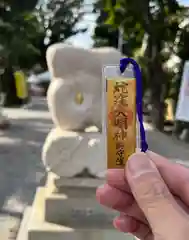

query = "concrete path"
[0,98,52,239]
[0,97,189,239]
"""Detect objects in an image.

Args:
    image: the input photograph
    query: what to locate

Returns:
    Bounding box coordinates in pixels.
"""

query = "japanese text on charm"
[113,82,129,165]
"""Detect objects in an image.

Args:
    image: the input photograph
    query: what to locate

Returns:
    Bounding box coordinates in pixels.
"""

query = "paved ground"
[0,98,52,239]
[0,97,189,239]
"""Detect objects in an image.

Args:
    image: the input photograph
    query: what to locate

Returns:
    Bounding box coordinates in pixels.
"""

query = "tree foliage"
[0,0,44,69]
[93,0,189,130]
[0,0,87,106]
[92,0,119,49]
[0,0,87,70]
[38,0,87,46]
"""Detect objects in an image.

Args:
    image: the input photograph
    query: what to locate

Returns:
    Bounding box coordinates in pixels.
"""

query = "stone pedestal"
[42,128,106,178]
[17,173,135,240]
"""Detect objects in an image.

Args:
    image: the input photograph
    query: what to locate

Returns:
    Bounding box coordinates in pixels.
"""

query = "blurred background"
[0,0,189,136]
[1,0,189,239]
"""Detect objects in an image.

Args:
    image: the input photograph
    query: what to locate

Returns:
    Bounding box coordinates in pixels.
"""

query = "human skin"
[96,151,189,240]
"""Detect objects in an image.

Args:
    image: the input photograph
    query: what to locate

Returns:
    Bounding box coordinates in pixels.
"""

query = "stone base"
[42,128,106,178]
[17,174,135,240]
[44,175,114,225]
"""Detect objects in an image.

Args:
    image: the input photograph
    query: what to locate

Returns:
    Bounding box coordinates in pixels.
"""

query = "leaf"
[105,14,115,26]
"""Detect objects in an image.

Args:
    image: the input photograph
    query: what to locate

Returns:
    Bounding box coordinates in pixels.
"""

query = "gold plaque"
[106,78,136,169]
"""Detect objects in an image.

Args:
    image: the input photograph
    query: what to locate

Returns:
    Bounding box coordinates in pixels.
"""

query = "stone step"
[17,187,135,240]
[29,229,135,240]
[45,194,117,225]
[45,173,105,196]
[44,175,114,224]
[16,207,32,240]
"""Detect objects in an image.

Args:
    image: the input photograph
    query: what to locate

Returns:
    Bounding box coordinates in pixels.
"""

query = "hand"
[96,151,189,240]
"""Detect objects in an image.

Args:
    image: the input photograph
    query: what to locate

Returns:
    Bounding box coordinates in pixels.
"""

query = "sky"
[66,0,96,48]
[68,0,189,49]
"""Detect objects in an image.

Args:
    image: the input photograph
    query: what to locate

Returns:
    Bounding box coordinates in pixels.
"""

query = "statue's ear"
[91,47,122,66]
[46,43,101,79]
[46,43,67,79]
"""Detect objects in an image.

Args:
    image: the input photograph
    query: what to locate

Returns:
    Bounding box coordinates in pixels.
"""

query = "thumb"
[126,152,187,233]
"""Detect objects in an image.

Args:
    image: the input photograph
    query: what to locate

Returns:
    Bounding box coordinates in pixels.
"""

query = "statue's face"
[46,44,122,132]
[47,54,102,131]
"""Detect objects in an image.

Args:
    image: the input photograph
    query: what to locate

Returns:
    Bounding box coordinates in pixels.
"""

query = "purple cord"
[120,58,148,152]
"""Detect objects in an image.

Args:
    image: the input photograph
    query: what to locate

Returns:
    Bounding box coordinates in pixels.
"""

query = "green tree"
[169,11,189,136]
[104,0,186,130]
[0,0,44,105]
[171,12,189,106]
[0,0,87,69]
[34,0,87,68]
[0,0,38,12]
[0,0,42,69]
[93,0,144,55]
[92,0,119,49]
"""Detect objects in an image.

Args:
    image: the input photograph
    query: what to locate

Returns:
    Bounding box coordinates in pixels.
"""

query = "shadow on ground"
[0,115,53,217]
[146,127,189,161]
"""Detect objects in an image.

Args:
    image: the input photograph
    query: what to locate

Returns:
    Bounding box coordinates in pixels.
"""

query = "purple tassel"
[120,58,148,152]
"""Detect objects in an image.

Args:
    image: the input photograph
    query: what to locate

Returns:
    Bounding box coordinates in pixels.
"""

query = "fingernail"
[127,153,156,178]
[114,216,139,233]
[114,218,127,231]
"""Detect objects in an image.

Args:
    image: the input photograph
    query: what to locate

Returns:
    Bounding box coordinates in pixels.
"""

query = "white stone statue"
[42,43,122,179]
